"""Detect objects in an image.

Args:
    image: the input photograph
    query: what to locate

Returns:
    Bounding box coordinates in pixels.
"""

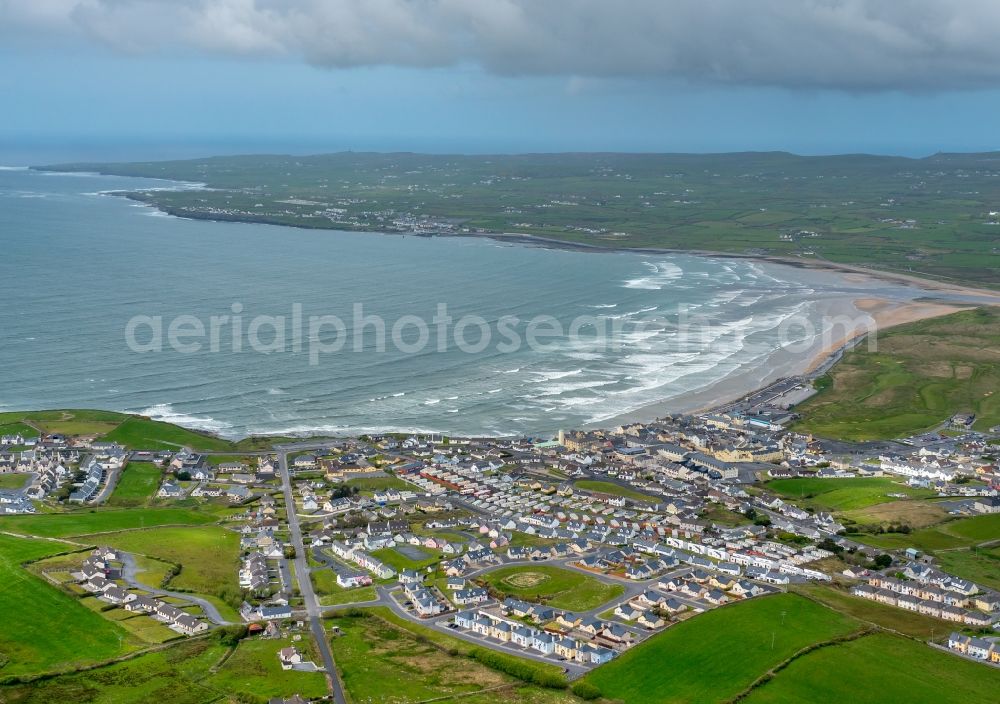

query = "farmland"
[764,477,935,511]
[45,151,1000,289]
[583,593,860,703]
[743,632,1000,704]
[793,307,1000,439]
[0,533,137,677]
[479,565,624,611]
[0,507,219,538]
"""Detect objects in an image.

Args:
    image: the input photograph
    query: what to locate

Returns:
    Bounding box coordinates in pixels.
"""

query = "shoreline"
[135,199,1000,300]
[13,168,997,441]
[31,165,999,299]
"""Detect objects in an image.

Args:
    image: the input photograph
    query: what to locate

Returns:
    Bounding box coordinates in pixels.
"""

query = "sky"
[3,1,1000,162]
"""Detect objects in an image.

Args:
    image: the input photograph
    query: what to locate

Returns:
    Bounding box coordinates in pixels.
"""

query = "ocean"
[0,167,926,438]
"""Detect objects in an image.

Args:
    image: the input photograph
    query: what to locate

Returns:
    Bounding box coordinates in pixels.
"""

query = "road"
[119,552,233,625]
[277,446,347,704]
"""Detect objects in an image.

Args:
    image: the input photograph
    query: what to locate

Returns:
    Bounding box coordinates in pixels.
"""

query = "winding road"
[119,551,233,625]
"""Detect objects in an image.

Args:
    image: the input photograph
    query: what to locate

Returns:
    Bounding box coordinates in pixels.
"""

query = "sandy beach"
[601,293,976,428]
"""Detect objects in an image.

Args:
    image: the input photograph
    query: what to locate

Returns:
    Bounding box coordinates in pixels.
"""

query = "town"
[2,381,999,702]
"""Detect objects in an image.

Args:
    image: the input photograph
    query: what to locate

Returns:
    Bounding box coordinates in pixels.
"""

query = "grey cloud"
[5,0,1000,90]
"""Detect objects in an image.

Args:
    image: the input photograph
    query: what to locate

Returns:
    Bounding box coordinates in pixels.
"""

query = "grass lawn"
[327,612,574,704]
[479,565,624,611]
[793,584,948,640]
[102,416,235,451]
[0,410,128,438]
[204,636,328,700]
[743,632,1000,704]
[0,533,138,677]
[0,507,218,538]
[583,593,860,704]
[107,462,162,507]
[0,472,31,490]
[372,545,439,572]
[573,479,654,502]
[79,526,241,601]
[793,308,1000,439]
[345,474,411,493]
[311,569,377,606]
[764,477,934,511]
[106,612,181,645]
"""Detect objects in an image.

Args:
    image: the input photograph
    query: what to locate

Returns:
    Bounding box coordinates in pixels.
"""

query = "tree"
[176,470,191,481]
[817,538,844,555]
[874,553,893,569]
[744,507,758,521]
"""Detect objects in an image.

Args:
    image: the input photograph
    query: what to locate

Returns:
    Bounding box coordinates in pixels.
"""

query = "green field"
[0,472,31,490]
[0,507,218,538]
[764,477,934,511]
[0,410,129,438]
[107,462,162,507]
[743,632,1000,704]
[935,548,1000,591]
[371,545,439,572]
[0,638,225,703]
[46,151,1000,288]
[327,611,573,704]
[345,475,411,493]
[793,585,948,640]
[80,526,241,602]
[701,505,753,527]
[0,533,137,677]
[203,637,328,700]
[573,480,655,502]
[0,421,39,439]
[0,632,335,703]
[794,308,1000,439]
[102,416,235,451]
[583,593,860,703]
[479,565,624,611]
[855,512,1000,552]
